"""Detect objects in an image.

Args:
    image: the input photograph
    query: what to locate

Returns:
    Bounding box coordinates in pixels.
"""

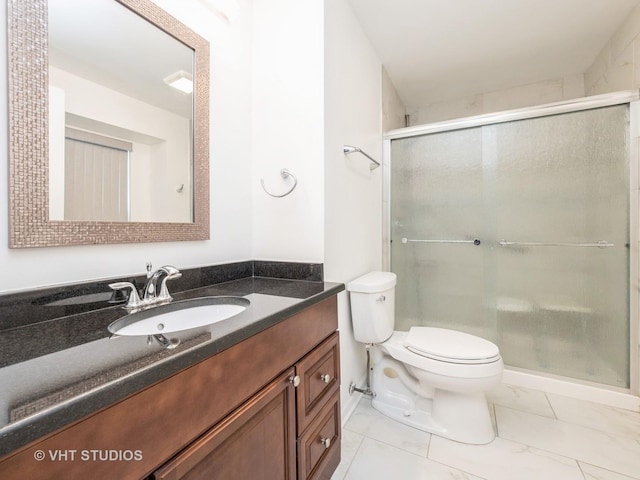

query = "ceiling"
[346,0,640,108]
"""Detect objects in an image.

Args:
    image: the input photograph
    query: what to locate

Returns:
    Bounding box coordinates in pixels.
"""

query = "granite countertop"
[0,269,344,458]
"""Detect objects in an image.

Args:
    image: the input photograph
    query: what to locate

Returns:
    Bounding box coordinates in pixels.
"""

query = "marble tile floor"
[331,383,640,480]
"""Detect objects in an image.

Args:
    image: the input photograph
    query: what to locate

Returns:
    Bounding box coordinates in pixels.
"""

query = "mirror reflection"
[48,0,194,223]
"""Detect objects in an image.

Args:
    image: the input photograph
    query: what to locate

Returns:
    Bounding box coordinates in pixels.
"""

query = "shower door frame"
[382,90,640,395]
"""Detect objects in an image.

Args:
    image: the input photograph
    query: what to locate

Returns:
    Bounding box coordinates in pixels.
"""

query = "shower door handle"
[401,237,481,245]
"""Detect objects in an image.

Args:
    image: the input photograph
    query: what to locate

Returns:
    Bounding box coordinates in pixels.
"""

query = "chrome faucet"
[109,265,182,311]
[142,265,181,304]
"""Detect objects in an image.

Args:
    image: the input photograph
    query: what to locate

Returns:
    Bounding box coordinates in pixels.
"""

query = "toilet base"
[370,349,496,445]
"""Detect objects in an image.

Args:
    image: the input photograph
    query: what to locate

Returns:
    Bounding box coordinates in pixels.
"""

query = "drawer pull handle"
[320,437,331,449]
[320,373,331,384]
[289,375,301,387]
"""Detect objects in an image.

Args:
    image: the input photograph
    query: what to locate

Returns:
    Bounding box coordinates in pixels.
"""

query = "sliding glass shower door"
[390,104,630,388]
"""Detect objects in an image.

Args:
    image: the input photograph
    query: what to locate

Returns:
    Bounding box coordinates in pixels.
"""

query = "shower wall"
[406,74,585,125]
[390,104,631,388]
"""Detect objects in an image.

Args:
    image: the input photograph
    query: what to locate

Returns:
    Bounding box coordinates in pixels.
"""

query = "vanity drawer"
[296,332,340,433]
[297,391,340,480]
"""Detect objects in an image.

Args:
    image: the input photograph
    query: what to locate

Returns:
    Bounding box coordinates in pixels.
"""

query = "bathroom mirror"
[8,0,210,247]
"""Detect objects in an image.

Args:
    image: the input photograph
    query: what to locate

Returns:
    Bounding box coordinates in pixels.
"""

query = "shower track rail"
[400,238,614,248]
[498,240,614,248]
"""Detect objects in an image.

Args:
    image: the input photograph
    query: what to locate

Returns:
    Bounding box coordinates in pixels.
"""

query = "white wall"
[324,0,383,419]
[382,66,406,132]
[251,0,325,263]
[1,0,254,293]
[585,2,640,95]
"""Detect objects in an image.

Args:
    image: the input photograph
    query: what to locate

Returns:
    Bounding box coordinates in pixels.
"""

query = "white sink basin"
[108,296,250,336]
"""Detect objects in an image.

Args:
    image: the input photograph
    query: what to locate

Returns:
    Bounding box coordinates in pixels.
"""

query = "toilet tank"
[347,271,396,344]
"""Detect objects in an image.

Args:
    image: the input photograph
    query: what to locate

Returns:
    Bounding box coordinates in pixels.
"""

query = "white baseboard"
[503,368,640,412]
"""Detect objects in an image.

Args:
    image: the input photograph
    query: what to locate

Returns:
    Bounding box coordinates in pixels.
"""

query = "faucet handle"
[160,265,180,276]
[157,271,182,303]
[109,282,143,310]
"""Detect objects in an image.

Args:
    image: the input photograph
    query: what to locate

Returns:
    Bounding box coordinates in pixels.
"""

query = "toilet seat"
[404,327,501,364]
[381,331,503,379]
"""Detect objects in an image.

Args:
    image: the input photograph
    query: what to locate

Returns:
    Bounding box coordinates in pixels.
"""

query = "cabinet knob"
[320,373,331,384]
[289,375,301,387]
[320,437,331,449]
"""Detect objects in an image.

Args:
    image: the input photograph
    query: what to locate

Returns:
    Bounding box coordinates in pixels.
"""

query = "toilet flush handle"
[377,295,386,302]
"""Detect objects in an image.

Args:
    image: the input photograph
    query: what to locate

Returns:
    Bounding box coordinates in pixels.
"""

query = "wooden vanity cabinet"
[153,332,341,480]
[0,295,341,480]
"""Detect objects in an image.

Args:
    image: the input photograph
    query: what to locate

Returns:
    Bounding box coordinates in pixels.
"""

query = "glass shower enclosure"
[385,92,639,391]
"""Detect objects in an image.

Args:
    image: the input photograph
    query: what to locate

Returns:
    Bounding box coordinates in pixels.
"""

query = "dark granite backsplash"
[253,260,323,282]
[0,261,323,368]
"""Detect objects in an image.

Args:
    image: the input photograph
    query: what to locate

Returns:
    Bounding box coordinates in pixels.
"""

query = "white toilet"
[347,271,503,444]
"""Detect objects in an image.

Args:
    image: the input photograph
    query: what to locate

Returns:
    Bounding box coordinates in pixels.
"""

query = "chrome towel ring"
[260,168,298,198]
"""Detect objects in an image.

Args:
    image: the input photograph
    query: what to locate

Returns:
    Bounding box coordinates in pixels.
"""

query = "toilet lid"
[404,327,500,364]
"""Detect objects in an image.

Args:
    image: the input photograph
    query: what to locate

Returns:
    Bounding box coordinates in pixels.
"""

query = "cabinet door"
[296,333,340,434]
[153,369,297,480]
